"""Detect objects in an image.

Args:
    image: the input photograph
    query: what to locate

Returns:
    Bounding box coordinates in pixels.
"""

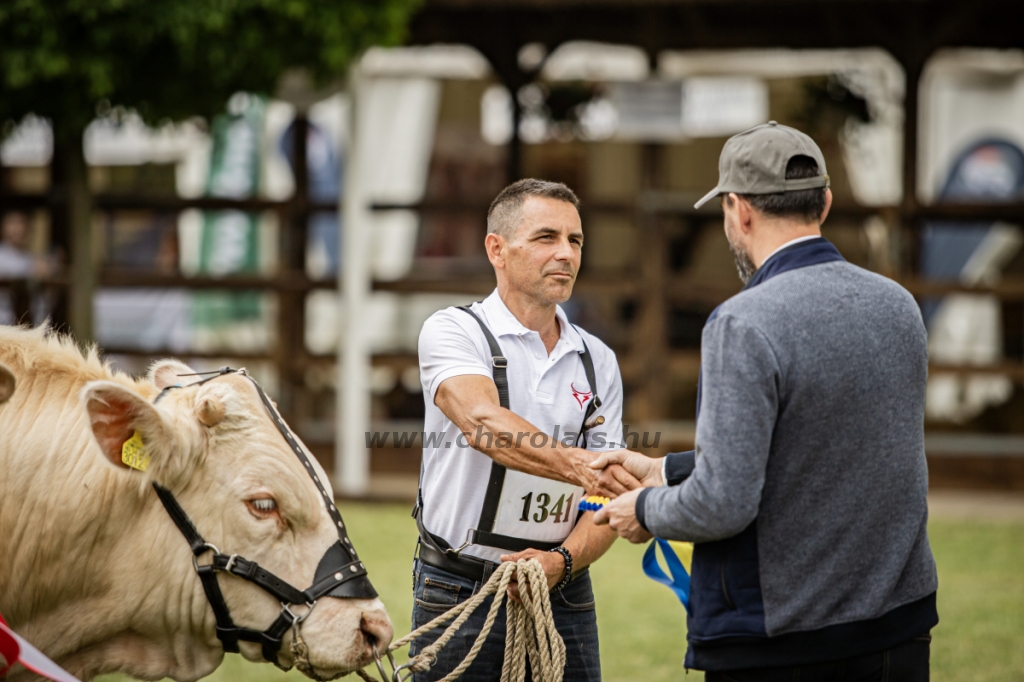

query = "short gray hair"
[487,178,580,239]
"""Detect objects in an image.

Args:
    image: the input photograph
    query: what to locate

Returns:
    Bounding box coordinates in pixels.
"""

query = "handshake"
[574,449,666,543]
[580,448,664,496]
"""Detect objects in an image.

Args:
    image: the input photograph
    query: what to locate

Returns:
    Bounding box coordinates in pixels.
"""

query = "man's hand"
[592,488,653,544]
[590,449,664,487]
[575,457,643,498]
[499,549,566,603]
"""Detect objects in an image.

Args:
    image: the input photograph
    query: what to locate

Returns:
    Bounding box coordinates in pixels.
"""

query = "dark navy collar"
[742,236,845,291]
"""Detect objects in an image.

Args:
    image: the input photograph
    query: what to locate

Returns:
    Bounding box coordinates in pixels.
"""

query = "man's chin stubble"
[538,278,574,304]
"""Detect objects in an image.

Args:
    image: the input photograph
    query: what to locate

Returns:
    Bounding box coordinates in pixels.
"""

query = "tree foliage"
[0,0,420,139]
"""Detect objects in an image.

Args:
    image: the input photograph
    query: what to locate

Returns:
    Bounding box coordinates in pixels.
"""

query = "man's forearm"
[561,512,617,572]
[459,403,591,483]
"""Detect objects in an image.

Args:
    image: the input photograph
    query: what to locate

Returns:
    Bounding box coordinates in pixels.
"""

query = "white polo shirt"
[417,290,624,562]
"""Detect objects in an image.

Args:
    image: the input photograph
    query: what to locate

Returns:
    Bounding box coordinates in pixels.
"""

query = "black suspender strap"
[457,306,511,409]
[573,329,602,449]
[577,335,601,417]
[455,306,509,544]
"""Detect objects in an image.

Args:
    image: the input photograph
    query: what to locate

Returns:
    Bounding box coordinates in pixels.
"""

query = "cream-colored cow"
[0,327,392,681]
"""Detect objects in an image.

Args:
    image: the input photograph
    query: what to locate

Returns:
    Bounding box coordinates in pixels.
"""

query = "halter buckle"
[191,543,221,572]
[283,601,317,626]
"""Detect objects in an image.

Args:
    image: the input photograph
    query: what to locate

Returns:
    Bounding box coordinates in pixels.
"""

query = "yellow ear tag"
[121,431,150,471]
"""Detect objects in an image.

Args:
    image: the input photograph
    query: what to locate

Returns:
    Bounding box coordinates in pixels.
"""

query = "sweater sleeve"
[664,450,697,485]
[635,450,696,531]
[640,313,780,543]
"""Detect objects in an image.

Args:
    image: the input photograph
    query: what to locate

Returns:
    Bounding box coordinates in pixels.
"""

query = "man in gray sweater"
[594,122,938,681]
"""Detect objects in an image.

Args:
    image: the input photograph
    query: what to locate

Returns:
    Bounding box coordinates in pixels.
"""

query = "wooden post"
[507,91,522,183]
[900,55,927,278]
[10,279,31,325]
[338,66,373,495]
[277,114,310,425]
[478,41,531,184]
[45,136,70,333]
[631,143,669,430]
[58,131,95,343]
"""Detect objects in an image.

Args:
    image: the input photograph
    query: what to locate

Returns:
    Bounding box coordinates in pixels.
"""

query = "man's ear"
[820,188,833,225]
[149,359,196,390]
[734,195,754,235]
[484,232,506,270]
[82,381,183,483]
[0,363,15,404]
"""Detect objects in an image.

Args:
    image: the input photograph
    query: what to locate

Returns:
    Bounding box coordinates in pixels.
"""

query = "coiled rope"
[354,558,565,682]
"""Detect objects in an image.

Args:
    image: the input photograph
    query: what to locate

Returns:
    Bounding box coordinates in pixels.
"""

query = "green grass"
[929,521,1024,682]
[96,506,1024,682]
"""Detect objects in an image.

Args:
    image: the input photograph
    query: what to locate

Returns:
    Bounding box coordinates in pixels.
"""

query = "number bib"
[491,469,584,544]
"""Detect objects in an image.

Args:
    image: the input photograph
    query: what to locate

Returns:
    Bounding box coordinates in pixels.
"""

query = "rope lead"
[364,559,565,682]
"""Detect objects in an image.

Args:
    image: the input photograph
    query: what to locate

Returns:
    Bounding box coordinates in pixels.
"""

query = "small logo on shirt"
[570,383,592,408]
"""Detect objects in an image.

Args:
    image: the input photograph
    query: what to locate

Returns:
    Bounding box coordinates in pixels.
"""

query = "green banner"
[194,96,264,329]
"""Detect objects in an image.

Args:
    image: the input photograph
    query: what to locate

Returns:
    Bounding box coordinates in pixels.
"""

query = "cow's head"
[81,360,392,679]
[0,362,14,404]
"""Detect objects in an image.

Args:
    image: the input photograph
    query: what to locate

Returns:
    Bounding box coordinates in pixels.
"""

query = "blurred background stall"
[3,2,1024,679]
[2,0,1023,498]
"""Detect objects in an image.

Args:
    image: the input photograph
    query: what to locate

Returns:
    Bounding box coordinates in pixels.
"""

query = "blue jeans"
[409,559,601,682]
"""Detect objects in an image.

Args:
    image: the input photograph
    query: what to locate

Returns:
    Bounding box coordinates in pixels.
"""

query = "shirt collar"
[480,289,585,352]
[554,304,586,353]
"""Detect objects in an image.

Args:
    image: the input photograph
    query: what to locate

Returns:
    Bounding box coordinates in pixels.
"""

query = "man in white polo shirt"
[410,179,639,681]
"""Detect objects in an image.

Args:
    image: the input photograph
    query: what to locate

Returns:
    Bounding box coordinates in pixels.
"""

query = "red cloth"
[0,613,82,681]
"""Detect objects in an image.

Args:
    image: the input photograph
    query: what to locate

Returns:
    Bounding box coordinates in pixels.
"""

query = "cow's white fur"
[0,327,392,681]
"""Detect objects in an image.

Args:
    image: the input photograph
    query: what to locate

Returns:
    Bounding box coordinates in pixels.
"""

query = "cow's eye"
[248,498,278,516]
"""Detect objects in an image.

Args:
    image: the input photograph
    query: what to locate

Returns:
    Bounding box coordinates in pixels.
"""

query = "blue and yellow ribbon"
[578,496,692,609]
[578,495,610,512]
[642,538,693,609]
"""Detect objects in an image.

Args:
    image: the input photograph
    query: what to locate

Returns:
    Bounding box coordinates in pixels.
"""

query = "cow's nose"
[360,610,393,654]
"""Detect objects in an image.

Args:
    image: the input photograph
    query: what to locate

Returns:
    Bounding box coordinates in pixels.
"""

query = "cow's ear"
[0,363,14,404]
[149,359,195,390]
[82,381,177,477]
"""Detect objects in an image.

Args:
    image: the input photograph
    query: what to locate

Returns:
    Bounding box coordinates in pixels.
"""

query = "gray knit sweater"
[642,259,938,653]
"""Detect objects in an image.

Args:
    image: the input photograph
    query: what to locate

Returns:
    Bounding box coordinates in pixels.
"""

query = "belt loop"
[481,561,495,584]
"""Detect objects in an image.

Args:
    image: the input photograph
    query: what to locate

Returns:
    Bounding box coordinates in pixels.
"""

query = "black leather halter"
[150,367,377,668]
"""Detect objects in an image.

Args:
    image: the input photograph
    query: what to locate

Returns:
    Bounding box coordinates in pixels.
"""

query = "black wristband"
[549,546,573,591]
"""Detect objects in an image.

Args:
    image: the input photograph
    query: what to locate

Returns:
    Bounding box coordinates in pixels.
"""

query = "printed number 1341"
[520,492,575,524]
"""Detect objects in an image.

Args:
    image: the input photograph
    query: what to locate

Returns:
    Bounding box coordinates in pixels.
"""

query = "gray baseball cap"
[694,121,830,209]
